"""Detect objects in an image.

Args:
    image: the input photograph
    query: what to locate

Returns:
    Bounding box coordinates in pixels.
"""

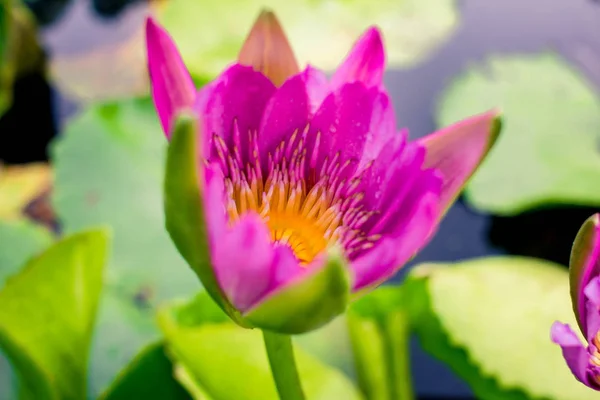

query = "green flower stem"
[348,309,414,400]
[262,331,305,400]
[385,311,414,400]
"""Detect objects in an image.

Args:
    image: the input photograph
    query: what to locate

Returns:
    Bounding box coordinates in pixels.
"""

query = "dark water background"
[2,0,600,398]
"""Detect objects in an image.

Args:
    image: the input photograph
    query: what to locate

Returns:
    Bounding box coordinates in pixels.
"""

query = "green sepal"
[164,111,247,327]
[568,213,600,334]
[244,247,352,334]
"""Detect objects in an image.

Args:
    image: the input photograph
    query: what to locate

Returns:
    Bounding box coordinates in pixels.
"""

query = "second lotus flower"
[146,11,502,333]
[552,214,600,390]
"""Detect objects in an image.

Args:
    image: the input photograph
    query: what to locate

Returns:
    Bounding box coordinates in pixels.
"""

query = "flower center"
[212,125,377,264]
[227,174,342,264]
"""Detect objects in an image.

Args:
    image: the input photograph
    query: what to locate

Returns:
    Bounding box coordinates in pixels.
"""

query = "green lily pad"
[50,97,199,395]
[404,257,599,400]
[437,53,600,215]
[157,292,364,400]
[0,228,109,400]
[157,0,459,81]
[0,220,53,286]
[100,342,191,400]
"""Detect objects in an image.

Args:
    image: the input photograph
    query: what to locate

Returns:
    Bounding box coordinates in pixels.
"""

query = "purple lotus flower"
[146,11,501,333]
[552,214,600,389]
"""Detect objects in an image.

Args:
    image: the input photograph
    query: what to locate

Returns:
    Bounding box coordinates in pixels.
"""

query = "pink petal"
[195,64,276,162]
[145,17,196,138]
[350,238,397,290]
[584,277,600,342]
[310,82,380,172]
[352,141,442,290]
[551,322,598,389]
[331,27,385,90]
[358,90,397,169]
[212,213,275,312]
[258,67,326,162]
[203,164,228,242]
[417,109,501,215]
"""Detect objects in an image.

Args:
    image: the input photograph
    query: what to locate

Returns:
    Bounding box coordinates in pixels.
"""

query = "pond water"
[2,0,600,398]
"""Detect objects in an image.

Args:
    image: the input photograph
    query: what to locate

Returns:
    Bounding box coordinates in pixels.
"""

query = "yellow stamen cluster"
[214,125,375,265]
[226,174,343,264]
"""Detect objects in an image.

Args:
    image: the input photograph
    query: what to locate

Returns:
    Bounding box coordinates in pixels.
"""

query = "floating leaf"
[404,257,599,400]
[0,229,109,400]
[437,53,600,215]
[100,342,191,400]
[157,0,459,82]
[158,292,363,400]
[0,219,52,286]
[51,97,198,395]
[0,162,52,221]
[51,0,458,102]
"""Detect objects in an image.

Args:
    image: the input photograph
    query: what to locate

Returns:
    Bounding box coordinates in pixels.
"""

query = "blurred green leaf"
[294,316,354,380]
[347,287,412,400]
[50,97,199,395]
[0,219,53,399]
[0,0,43,116]
[0,229,109,400]
[405,257,599,400]
[100,342,191,400]
[437,53,600,215]
[158,292,364,400]
[156,0,459,81]
[0,220,52,286]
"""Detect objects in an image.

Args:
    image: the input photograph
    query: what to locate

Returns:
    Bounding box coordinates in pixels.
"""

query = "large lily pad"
[157,0,459,82]
[157,293,363,400]
[0,229,109,400]
[437,53,600,215]
[0,219,53,286]
[51,97,199,395]
[51,0,458,102]
[404,257,599,400]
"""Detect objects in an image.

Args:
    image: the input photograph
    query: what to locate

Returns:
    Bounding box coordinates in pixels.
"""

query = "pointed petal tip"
[145,15,157,31]
[589,213,600,227]
[363,26,384,46]
[418,109,503,216]
[238,8,299,87]
[550,321,579,344]
[145,15,196,138]
[331,25,386,89]
[144,15,165,45]
[257,8,277,22]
